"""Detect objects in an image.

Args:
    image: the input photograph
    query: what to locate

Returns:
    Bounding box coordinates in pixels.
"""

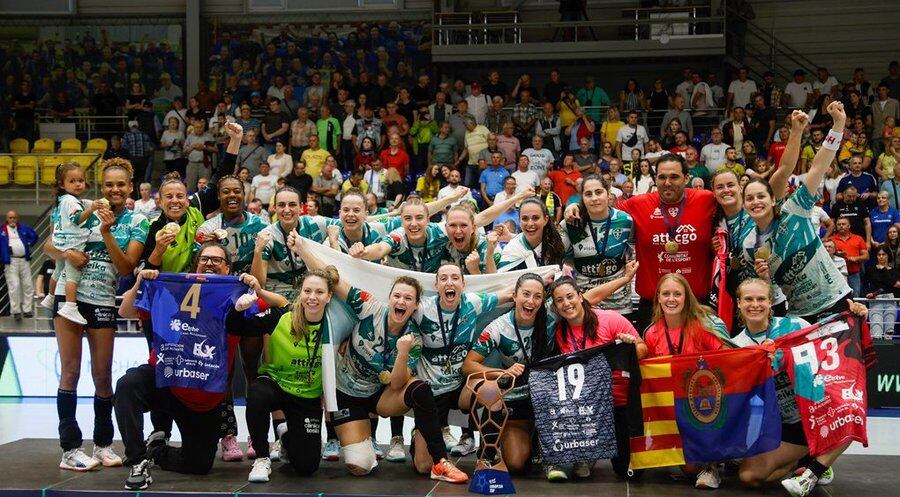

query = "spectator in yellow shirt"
[299,134,331,178]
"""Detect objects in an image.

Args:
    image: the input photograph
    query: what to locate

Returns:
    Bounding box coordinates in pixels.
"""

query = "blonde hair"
[290,265,339,340]
[446,204,478,254]
[651,273,720,348]
[736,278,775,321]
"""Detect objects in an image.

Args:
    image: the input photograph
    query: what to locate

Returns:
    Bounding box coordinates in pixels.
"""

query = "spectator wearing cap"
[465,82,492,125]
[123,119,155,190]
[783,70,813,109]
[261,98,290,152]
[154,72,183,100]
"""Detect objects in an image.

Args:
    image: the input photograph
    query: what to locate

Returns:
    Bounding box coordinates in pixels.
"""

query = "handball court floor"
[0,438,896,497]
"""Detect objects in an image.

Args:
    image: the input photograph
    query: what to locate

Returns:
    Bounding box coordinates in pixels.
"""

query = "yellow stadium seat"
[10,139,29,154]
[73,154,98,171]
[32,138,55,153]
[14,156,37,185]
[40,156,64,185]
[0,156,11,185]
[85,138,108,154]
[59,138,82,153]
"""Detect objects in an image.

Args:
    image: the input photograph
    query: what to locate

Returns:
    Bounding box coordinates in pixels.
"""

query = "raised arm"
[584,260,637,305]
[249,230,271,288]
[424,186,470,216]
[474,187,535,228]
[287,231,351,301]
[803,102,846,194]
[239,273,288,308]
[120,270,157,318]
[770,110,808,200]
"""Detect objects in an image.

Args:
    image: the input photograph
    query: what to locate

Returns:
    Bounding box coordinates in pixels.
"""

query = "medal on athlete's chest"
[444,357,454,374]
[730,255,742,270]
[660,198,686,255]
[664,240,680,253]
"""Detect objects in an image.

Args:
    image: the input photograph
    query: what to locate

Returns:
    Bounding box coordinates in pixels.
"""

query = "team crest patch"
[681,357,726,428]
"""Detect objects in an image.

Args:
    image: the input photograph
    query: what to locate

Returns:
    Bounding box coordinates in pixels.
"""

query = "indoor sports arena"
[1,1,900,496]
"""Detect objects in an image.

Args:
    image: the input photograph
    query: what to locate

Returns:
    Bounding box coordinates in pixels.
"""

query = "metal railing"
[433,10,725,45]
[0,152,103,204]
[35,114,129,142]
[854,297,900,341]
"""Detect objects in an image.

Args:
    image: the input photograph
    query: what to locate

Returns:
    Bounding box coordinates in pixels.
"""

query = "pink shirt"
[497,135,521,167]
[555,308,640,354]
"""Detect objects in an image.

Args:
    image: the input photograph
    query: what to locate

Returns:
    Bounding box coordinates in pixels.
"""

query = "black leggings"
[114,365,219,474]
[246,376,322,476]
[405,380,447,464]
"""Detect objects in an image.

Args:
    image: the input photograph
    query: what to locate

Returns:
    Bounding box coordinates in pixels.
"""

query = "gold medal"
[730,256,741,270]
[597,265,607,277]
[664,240,679,254]
[755,245,771,261]
[378,370,392,385]
[444,358,454,374]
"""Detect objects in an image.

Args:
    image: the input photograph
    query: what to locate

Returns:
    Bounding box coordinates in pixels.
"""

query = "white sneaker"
[60,448,100,471]
[573,461,593,478]
[386,436,406,462]
[248,457,271,483]
[372,438,384,460]
[450,434,477,456]
[442,426,458,451]
[782,469,818,497]
[275,424,289,463]
[40,294,55,310]
[58,302,87,325]
[270,439,282,462]
[695,464,721,489]
[92,445,123,467]
[322,438,340,461]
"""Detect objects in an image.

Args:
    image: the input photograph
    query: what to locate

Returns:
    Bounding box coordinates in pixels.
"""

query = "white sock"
[63,302,78,309]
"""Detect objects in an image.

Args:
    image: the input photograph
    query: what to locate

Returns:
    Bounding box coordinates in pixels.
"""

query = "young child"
[883,116,898,149]
[41,163,103,325]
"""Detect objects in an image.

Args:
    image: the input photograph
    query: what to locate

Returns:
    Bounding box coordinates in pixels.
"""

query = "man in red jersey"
[566,153,716,332]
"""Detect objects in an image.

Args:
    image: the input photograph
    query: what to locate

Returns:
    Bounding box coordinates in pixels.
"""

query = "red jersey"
[547,168,580,205]
[643,321,724,358]
[768,142,787,171]
[380,148,409,178]
[618,189,716,299]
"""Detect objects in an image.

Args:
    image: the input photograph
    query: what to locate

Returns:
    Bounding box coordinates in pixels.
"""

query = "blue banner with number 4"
[136,273,247,393]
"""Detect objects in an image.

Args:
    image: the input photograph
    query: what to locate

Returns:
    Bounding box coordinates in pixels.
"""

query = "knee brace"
[342,440,377,476]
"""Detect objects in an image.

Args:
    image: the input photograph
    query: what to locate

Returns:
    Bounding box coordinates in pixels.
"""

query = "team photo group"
[37,90,877,497]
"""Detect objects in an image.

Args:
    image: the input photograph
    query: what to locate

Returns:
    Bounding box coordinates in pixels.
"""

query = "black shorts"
[781,421,807,446]
[331,388,385,427]
[55,296,117,330]
[506,398,534,421]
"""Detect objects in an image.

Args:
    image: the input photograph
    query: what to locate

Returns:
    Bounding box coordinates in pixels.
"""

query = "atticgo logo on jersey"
[841,387,864,402]
[682,357,727,429]
[193,339,216,359]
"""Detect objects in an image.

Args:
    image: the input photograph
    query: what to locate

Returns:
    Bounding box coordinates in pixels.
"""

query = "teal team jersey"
[333,220,395,253]
[472,310,557,400]
[260,216,338,286]
[723,208,787,306]
[497,233,543,271]
[740,184,851,317]
[381,222,450,272]
[559,208,634,313]
[441,234,496,274]
[412,292,499,395]
[336,287,420,398]
[732,316,811,347]
[62,208,149,307]
[197,211,268,273]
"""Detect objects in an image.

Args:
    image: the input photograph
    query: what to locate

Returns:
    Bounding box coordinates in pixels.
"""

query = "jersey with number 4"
[135,273,247,396]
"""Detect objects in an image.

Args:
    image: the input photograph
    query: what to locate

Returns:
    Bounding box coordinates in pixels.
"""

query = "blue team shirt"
[837,173,878,196]
[870,207,900,243]
[135,273,248,393]
[479,166,510,198]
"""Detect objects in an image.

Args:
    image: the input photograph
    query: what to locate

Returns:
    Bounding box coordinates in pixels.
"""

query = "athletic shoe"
[442,426,458,451]
[450,434,477,457]
[275,423,289,463]
[221,435,243,461]
[92,445,123,467]
[573,461,593,478]
[146,430,168,448]
[545,465,568,482]
[248,457,271,483]
[124,459,153,490]
[819,466,834,485]
[430,458,469,484]
[372,438,384,460]
[782,469,817,497]
[23,311,33,318]
[58,303,87,325]
[695,464,721,489]
[59,448,100,471]
[246,438,257,460]
[386,436,406,462]
[270,439,282,462]
[40,294,55,310]
[322,438,340,461]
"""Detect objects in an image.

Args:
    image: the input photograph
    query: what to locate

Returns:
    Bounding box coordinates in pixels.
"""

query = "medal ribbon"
[511,313,532,366]
[660,197,686,246]
[587,211,614,259]
[436,296,462,364]
[663,323,684,356]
